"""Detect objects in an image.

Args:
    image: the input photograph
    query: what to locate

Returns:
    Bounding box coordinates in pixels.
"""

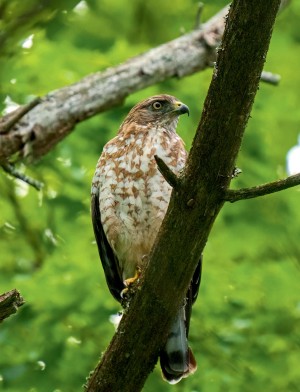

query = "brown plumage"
[91,94,202,384]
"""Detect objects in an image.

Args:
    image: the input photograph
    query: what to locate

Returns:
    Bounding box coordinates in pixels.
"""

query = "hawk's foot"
[124,267,141,287]
[120,268,141,299]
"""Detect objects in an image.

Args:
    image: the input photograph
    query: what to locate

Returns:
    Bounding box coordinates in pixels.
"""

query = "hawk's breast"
[92,126,186,280]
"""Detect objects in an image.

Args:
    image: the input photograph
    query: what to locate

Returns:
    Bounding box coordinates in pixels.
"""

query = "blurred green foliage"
[0,1,300,391]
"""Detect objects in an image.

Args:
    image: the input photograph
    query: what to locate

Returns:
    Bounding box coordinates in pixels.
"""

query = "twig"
[194,2,204,29]
[225,173,300,203]
[0,97,41,134]
[0,289,25,323]
[2,162,44,191]
[279,0,291,13]
[154,155,180,189]
[260,71,281,85]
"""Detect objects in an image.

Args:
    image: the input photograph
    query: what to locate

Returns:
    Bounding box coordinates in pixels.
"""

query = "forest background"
[0,1,300,391]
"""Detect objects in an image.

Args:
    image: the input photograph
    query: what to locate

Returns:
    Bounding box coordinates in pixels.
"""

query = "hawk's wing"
[91,191,124,302]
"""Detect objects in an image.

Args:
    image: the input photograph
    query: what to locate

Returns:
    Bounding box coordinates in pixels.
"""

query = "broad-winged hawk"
[91,94,202,384]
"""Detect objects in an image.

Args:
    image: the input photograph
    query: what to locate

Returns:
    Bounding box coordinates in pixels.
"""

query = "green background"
[0,1,300,391]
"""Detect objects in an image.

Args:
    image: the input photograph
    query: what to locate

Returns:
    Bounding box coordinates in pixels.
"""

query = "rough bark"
[0,6,226,163]
[0,289,24,323]
[86,1,281,391]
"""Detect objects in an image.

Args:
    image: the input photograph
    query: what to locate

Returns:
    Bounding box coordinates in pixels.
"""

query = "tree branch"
[0,2,288,165]
[0,6,235,163]
[2,162,43,191]
[86,1,281,391]
[0,289,25,323]
[225,173,300,203]
[154,155,180,189]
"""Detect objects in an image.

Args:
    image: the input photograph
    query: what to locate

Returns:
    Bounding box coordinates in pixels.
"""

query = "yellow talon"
[124,270,139,287]
[124,267,141,287]
[120,287,129,298]
[120,268,141,298]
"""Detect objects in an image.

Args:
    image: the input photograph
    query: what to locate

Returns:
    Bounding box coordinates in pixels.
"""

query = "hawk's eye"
[152,101,163,110]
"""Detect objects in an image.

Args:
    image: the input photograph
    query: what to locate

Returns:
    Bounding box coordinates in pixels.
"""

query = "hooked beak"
[173,101,190,116]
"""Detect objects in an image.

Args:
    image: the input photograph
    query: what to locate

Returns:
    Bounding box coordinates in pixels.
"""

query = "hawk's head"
[120,94,189,132]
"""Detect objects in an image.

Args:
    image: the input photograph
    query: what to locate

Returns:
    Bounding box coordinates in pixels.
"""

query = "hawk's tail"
[160,307,197,384]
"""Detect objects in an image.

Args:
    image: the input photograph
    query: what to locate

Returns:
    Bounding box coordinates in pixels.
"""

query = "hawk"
[91,94,202,384]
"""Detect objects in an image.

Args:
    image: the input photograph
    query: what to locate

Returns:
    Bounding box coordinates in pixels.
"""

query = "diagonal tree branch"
[225,173,300,202]
[86,1,281,391]
[0,6,227,163]
[0,4,280,165]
